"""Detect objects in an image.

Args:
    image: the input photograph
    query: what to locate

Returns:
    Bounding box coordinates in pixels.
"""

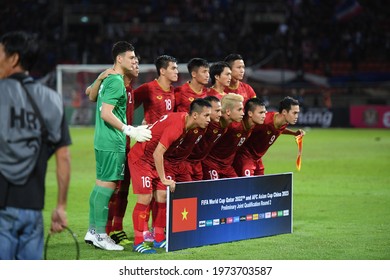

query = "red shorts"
[233,153,264,176]
[129,159,167,194]
[201,159,237,180]
[165,160,192,183]
[184,160,203,181]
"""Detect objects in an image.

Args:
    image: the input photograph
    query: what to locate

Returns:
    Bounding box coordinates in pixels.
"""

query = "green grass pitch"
[43,127,390,260]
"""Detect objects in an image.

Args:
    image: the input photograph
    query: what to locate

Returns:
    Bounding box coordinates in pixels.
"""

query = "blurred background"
[2,0,390,127]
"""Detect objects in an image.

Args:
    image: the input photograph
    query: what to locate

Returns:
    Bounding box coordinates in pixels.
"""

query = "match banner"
[166,173,293,252]
[350,105,390,128]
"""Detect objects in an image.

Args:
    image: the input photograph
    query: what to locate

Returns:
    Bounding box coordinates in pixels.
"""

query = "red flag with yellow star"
[172,198,197,233]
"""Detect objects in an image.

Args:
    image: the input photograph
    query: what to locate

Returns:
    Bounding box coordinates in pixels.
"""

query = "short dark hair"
[204,95,220,104]
[209,61,230,85]
[279,96,299,113]
[155,55,177,76]
[187,58,209,74]
[189,98,212,114]
[244,97,265,116]
[224,53,243,67]
[111,41,135,62]
[0,31,39,72]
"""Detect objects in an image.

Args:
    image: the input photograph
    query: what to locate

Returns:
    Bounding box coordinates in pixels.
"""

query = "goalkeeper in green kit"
[84,41,151,251]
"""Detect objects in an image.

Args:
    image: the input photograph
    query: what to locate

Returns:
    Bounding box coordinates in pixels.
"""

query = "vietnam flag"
[172,198,197,233]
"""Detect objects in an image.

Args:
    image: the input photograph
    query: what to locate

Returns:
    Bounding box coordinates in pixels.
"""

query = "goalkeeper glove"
[122,124,152,142]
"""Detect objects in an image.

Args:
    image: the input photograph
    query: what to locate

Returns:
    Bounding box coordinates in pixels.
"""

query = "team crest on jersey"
[236,133,242,138]
[267,130,272,135]
[193,129,198,134]
[188,97,194,102]
[213,129,219,134]
[156,95,163,100]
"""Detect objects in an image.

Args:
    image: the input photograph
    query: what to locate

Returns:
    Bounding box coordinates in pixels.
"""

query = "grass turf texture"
[43,127,390,260]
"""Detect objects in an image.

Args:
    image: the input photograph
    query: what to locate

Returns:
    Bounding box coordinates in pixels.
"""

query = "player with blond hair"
[202,97,267,179]
[186,94,245,180]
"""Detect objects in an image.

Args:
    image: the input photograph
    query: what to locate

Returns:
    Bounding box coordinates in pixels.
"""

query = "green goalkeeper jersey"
[94,74,127,152]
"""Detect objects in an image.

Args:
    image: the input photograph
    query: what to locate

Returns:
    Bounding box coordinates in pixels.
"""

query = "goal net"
[56,64,189,126]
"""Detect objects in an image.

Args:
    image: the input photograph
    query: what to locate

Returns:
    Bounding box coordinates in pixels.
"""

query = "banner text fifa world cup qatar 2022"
[166,173,293,252]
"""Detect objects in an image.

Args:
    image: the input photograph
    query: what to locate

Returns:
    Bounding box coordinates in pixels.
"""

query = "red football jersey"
[129,112,201,165]
[238,111,288,159]
[134,79,175,124]
[206,87,227,100]
[188,120,227,161]
[165,126,206,162]
[224,81,256,104]
[203,120,252,168]
[174,82,207,112]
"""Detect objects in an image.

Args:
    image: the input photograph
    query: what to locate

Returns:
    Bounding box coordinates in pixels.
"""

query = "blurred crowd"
[1,0,389,77]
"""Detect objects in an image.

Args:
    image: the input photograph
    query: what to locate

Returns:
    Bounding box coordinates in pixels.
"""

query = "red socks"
[153,202,166,242]
[133,203,148,245]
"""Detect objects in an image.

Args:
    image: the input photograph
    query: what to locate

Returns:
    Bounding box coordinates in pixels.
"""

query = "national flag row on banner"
[172,197,290,233]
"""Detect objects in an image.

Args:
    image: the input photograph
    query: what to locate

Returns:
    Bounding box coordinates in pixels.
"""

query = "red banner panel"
[350,105,390,128]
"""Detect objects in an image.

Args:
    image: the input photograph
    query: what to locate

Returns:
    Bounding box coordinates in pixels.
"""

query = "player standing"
[128,99,211,253]
[134,55,178,124]
[133,54,178,241]
[105,58,139,245]
[202,97,267,180]
[234,96,305,176]
[224,53,257,104]
[207,61,231,100]
[85,56,143,245]
[174,58,209,112]
[84,42,151,251]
